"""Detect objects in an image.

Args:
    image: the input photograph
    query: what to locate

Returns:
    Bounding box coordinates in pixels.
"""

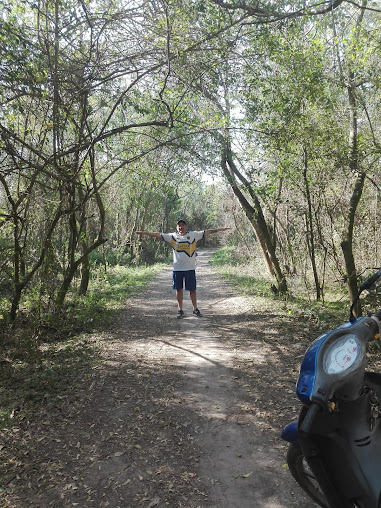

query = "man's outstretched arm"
[135,231,162,239]
[204,227,231,237]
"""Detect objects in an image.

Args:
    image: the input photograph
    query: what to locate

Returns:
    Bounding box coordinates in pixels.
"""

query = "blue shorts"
[172,270,196,291]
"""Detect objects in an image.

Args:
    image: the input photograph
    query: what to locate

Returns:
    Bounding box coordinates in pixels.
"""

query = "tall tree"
[333,1,368,315]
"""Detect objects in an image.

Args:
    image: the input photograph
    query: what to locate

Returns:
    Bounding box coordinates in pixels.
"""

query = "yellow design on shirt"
[170,237,197,257]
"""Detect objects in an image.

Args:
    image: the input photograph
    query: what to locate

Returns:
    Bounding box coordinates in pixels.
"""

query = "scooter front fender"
[281,421,298,444]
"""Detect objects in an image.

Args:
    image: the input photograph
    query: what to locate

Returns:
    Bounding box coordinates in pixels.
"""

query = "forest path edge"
[1,248,315,507]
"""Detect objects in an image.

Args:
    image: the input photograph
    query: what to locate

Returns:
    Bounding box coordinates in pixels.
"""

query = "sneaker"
[177,310,184,319]
[193,308,202,317]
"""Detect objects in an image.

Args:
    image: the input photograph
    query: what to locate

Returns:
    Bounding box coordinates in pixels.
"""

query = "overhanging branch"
[210,0,345,20]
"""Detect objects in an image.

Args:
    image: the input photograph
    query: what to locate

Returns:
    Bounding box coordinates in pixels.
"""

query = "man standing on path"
[135,220,230,318]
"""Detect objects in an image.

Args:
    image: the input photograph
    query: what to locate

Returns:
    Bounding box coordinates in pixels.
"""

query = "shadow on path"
[109,248,314,508]
[1,249,315,508]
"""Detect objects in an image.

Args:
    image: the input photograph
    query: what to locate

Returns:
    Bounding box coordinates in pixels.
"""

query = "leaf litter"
[0,251,331,507]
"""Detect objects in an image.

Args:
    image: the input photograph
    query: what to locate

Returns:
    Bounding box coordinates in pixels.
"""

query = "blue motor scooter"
[282,271,381,507]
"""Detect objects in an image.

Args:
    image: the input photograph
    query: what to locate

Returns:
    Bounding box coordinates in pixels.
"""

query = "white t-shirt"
[161,230,205,271]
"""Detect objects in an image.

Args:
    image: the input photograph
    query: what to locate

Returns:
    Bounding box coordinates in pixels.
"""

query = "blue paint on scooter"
[281,271,381,508]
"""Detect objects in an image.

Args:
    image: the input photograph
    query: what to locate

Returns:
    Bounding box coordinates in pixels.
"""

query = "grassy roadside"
[208,246,381,373]
[209,246,348,330]
[0,262,168,430]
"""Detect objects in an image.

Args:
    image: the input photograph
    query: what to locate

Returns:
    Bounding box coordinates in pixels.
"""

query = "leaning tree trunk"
[221,140,288,294]
[336,1,367,316]
[340,73,364,316]
[341,171,365,316]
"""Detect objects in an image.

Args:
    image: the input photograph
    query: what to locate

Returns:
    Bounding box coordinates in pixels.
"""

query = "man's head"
[176,219,187,234]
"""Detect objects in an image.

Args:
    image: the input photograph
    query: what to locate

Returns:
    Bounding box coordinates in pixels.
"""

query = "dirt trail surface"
[2,249,316,507]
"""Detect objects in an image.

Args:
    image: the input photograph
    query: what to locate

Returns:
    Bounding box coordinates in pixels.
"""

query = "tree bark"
[340,171,365,316]
[303,147,321,300]
[56,146,107,308]
[340,74,364,315]
[334,2,367,315]
[221,140,288,293]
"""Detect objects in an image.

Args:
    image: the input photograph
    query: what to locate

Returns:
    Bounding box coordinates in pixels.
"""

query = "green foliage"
[1,0,381,323]
[71,263,167,324]
[46,263,169,332]
[0,297,11,326]
[175,180,227,231]
[210,246,349,328]
[210,246,273,298]
[209,245,243,266]
[89,248,133,267]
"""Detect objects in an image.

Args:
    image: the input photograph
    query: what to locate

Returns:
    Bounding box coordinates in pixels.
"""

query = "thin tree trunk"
[303,147,321,300]
[56,148,107,308]
[334,1,367,316]
[341,172,365,315]
[79,251,90,296]
[340,71,364,316]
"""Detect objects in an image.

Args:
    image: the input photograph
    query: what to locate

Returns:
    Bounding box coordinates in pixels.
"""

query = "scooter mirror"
[349,269,381,322]
[359,269,381,292]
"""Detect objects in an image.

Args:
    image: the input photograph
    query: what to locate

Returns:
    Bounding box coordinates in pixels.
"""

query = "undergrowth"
[210,246,349,330]
[0,262,167,429]
[1,250,374,429]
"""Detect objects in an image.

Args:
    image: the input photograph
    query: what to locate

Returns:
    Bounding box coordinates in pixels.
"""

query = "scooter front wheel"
[287,442,329,508]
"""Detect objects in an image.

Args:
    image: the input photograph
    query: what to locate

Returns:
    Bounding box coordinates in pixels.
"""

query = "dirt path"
[2,249,316,507]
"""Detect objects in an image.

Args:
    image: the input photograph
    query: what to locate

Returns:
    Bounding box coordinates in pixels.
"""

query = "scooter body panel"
[296,319,363,406]
[299,371,381,507]
[282,274,381,507]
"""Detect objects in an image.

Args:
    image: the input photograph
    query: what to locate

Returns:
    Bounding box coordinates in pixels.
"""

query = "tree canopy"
[1,0,381,324]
